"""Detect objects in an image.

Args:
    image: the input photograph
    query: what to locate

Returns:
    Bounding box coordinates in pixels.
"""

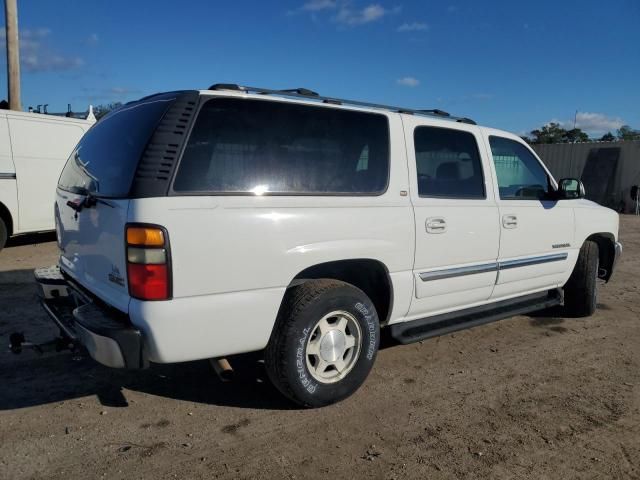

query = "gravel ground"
[0,218,639,480]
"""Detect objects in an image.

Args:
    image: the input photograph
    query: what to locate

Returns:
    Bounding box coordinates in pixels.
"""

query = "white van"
[0,109,94,250]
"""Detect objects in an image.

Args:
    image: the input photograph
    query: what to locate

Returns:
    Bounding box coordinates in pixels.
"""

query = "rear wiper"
[66,189,114,212]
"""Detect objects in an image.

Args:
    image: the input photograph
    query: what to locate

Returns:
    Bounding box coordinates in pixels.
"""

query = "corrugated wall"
[533,140,640,212]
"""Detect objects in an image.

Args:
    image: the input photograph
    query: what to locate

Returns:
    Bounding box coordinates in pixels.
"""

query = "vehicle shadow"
[0,351,296,411]
[4,231,57,248]
[0,268,296,411]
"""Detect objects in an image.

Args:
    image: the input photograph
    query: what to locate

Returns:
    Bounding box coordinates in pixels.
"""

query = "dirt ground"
[0,218,639,480]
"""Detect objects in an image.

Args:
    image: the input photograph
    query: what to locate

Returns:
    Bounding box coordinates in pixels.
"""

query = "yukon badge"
[108,266,125,286]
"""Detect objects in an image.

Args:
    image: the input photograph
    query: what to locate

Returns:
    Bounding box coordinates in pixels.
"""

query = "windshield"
[58,96,176,198]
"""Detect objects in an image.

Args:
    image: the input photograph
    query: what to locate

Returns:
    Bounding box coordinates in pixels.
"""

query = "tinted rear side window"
[172,98,390,195]
[58,96,176,197]
[414,126,485,199]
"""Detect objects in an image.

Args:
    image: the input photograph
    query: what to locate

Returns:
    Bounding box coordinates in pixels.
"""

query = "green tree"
[530,122,566,144]
[94,102,123,120]
[530,123,590,144]
[600,132,615,142]
[616,125,640,141]
[564,128,589,143]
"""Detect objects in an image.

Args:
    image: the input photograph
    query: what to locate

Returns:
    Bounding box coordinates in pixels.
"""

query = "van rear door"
[8,115,89,232]
[55,94,186,312]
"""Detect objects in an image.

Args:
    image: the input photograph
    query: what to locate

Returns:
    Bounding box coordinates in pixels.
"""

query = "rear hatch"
[55,92,195,312]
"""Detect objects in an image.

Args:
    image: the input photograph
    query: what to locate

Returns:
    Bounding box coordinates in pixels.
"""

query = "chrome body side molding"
[419,263,498,282]
[419,253,569,282]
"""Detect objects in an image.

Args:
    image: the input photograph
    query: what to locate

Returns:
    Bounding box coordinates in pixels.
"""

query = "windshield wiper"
[66,189,114,212]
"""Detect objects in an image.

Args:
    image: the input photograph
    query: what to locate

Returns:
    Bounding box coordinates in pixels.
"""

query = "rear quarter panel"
[127,113,416,362]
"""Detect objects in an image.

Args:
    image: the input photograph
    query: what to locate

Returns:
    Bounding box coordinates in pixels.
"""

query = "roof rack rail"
[207,83,476,124]
[456,117,477,125]
[279,88,319,97]
[418,109,450,117]
[209,83,245,91]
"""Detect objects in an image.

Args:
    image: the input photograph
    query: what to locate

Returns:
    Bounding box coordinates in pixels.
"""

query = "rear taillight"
[126,225,171,300]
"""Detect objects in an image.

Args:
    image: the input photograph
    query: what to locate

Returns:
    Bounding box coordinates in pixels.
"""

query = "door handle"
[502,214,518,229]
[426,217,447,234]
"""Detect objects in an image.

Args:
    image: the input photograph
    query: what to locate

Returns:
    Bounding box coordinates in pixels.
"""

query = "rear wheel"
[563,240,599,317]
[265,279,380,408]
[0,217,7,252]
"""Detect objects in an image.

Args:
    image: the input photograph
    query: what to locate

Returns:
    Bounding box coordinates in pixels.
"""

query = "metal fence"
[532,140,640,213]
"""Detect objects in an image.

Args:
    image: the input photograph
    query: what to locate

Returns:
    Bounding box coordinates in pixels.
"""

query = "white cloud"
[547,112,625,135]
[291,2,399,26]
[0,27,84,73]
[335,4,390,26]
[397,76,420,87]
[302,0,337,11]
[573,112,624,133]
[397,22,428,32]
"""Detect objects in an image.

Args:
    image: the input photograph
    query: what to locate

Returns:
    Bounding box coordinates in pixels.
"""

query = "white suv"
[35,85,622,407]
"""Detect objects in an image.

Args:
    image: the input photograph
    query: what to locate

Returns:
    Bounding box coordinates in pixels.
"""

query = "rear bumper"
[35,266,147,369]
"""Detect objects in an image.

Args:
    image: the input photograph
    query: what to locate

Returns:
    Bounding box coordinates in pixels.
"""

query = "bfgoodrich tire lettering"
[265,279,380,407]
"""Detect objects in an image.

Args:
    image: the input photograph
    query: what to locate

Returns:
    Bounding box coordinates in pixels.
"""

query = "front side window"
[489,136,550,200]
[172,99,390,195]
[413,126,485,199]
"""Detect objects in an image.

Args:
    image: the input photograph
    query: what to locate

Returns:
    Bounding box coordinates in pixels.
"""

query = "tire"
[0,217,7,252]
[265,279,380,408]
[563,240,599,317]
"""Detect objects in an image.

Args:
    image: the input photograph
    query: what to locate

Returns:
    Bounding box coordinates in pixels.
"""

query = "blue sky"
[1,0,639,136]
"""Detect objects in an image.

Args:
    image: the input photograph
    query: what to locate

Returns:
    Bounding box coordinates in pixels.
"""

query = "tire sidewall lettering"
[295,326,318,394]
[355,301,378,361]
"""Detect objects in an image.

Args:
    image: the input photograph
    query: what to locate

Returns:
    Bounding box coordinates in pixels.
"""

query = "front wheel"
[265,279,380,408]
[563,240,599,317]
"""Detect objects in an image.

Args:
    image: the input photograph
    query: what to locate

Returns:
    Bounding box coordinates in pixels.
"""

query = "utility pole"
[4,0,22,111]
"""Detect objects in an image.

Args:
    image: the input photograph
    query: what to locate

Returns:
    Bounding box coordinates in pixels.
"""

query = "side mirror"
[557,178,585,199]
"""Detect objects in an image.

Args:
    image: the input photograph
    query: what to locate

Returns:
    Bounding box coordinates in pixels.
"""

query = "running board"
[389,290,562,345]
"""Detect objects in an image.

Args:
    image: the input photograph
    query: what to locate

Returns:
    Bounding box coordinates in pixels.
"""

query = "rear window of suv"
[172,98,390,195]
[58,95,176,197]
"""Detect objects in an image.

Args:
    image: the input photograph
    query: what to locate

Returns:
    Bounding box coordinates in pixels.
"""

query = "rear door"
[484,133,574,300]
[56,95,180,312]
[403,118,500,319]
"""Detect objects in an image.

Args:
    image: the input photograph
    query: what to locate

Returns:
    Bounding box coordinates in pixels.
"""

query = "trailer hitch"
[9,332,77,356]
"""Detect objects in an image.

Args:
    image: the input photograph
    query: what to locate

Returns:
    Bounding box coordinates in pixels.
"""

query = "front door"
[484,133,575,300]
[404,119,500,320]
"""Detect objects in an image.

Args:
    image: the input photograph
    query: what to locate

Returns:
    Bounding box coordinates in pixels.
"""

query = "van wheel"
[563,240,599,317]
[265,279,379,408]
[0,217,7,251]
